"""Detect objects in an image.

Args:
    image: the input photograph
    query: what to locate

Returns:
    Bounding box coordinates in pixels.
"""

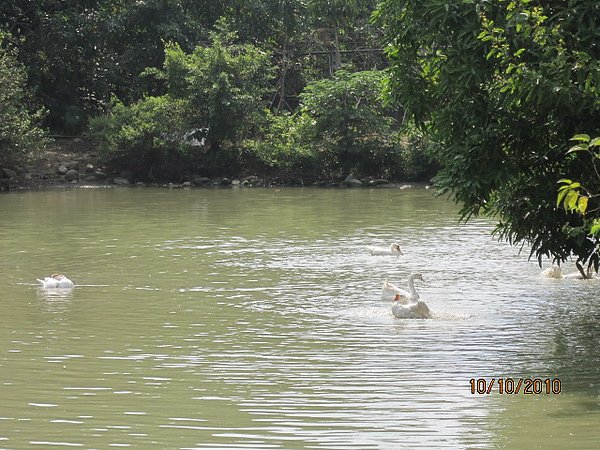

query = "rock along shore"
[0,138,427,192]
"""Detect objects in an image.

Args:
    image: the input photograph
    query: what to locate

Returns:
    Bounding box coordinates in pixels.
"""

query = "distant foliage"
[88,95,197,181]
[0,0,384,132]
[243,112,320,179]
[160,23,273,148]
[298,69,431,179]
[0,35,46,166]
[89,25,273,180]
[247,69,434,181]
[396,124,436,182]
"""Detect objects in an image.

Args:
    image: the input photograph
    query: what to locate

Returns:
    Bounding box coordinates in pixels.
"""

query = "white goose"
[382,273,423,302]
[37,274,74,289]
[392,294,431,319]
[540,266,562,279]
[368,243,403,256]
[382,279,403,301]
[540,266,596,279]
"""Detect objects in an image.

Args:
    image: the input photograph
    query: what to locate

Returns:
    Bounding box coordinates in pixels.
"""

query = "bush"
[160,25,273,149]
[89,23,273,181]
[298,69,397,178]
[243,112,320,179]
[243,69,436,183]
[89,95,200,181]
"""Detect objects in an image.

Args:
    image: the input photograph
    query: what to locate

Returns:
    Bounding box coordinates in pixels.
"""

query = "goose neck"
[407,276,420,300]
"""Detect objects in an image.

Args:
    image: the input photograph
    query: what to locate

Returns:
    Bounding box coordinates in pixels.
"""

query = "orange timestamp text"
[469,378,561,395]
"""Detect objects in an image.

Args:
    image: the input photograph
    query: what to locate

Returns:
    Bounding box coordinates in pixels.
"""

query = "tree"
[263,0,308,112]
[298,69,405,178]
[376,0,600,273]
[0,0,111,132]
[0,33,47,166]
[556,134,600,277]
[0,0,232,132]
[160,22,273,149]
[308,0,377,74]
[90,23,273,180]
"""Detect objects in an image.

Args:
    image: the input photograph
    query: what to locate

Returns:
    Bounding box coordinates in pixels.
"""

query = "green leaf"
[556,188,568,207]
[557,178,573,184]
[578,196,588,214]
[567,143,588,153]
[589,137,600,148]
[570,134,590,143]
[565,190,579,211]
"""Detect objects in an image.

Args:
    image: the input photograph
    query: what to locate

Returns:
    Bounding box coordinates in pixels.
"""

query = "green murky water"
[1,187,599,448]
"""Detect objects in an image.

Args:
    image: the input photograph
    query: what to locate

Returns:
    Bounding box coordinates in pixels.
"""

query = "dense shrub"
[244,69,435,183]
[89,35,433,183]
[298,69,397,178]
[89,25,273,180]
[159,24,273,149]
[88,95,199,181]
[243,112,318,179]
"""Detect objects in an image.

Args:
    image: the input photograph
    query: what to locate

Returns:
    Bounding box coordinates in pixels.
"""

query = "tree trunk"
[277,39,288,112]
[330,29,342,75]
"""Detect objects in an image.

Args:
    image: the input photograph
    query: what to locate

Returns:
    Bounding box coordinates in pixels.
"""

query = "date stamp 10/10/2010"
[469,378,562,395]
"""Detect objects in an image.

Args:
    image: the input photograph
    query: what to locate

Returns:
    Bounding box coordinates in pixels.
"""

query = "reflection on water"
[0,187,599,448]
[36,287,74,301]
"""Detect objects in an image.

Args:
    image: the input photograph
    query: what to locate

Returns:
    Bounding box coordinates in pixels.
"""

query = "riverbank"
[0,138,430,191]
[0,138,102,191]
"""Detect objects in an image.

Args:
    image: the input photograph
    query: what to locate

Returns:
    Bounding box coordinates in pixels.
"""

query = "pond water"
[1,187,599,449]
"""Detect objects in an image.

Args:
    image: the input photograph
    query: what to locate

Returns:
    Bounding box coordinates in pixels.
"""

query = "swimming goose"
[368,243,403,256]
[540,266,596,279]
[540,266,562,279]
[37,274,74,289]
[382,279,404,301]
[382,273,423,302]
[392,294,431,319]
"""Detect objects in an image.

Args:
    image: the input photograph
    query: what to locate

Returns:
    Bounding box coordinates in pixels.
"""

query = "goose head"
[390,243,403,254]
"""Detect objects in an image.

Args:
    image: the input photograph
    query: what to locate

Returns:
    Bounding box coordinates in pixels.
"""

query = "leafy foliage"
[0,34,47,166]
[243,112,319,179]
[376,0,600,270]
[89,26,273,180]
[1,1,430,182]
[0,0,384,132]
[556,134,600,274]
[160,23,273,148]
[0,1,110,132]
[246,69,433,181]
[299,69,405,178]
[0,0,225,132]
[88,95,199,181]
